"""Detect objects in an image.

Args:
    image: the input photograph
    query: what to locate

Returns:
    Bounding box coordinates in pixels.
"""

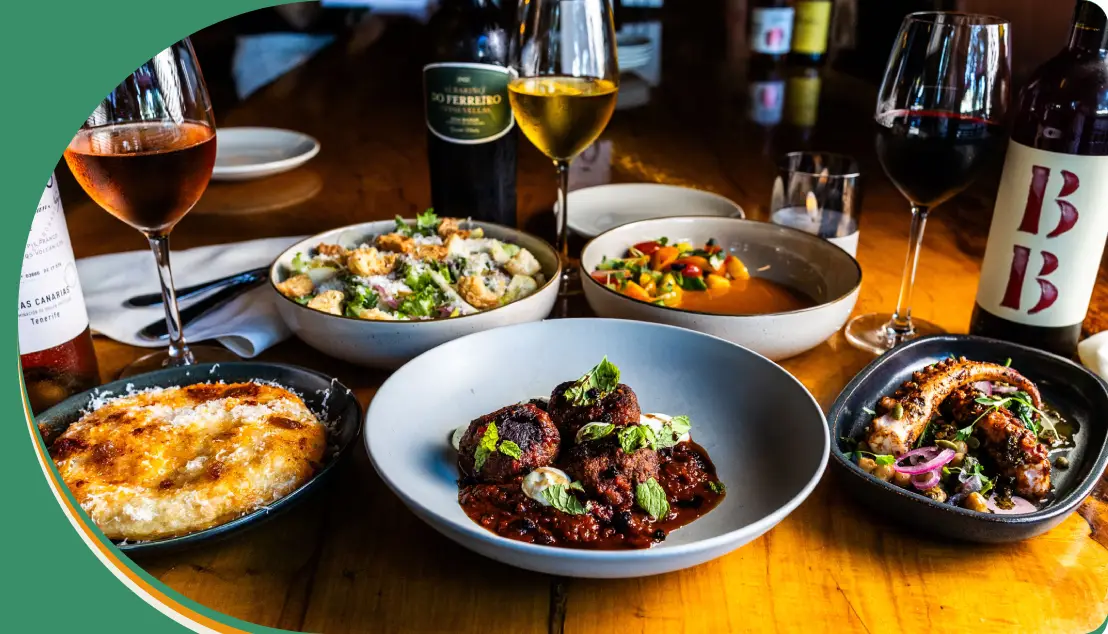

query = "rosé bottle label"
[749,7,795,55]
[976,141,1108,327]
[18,173,90,354]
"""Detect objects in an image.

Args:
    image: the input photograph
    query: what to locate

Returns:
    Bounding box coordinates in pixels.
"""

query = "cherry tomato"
[681,264,702,277]
[633,241,662,256]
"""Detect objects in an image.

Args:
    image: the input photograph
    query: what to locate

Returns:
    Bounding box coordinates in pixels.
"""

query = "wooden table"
[58,2,1108,631]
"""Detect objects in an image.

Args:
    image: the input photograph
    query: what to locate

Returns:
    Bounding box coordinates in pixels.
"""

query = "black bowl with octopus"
[828,334,1108,543]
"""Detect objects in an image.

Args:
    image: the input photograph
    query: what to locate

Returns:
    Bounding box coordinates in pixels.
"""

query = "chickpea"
[857,457,878,475]
[949,452,966,468]
[892,471,912,488]
[921,486,948,504]
[1054,456,1070,469]
[873,463,895,482]
[963,492,989,513]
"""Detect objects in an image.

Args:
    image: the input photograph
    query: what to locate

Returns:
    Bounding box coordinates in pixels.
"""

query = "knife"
[124,266,268,308]
[136,277,265,341]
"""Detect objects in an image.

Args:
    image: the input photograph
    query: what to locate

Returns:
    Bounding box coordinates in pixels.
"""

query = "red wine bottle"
[970,0,1108,357]
[19,173,100,413]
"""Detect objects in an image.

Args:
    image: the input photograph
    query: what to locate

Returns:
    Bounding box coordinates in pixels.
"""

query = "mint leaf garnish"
[635,478,670,520]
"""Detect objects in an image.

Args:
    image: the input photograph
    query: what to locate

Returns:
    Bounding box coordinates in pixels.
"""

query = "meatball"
[458,403,560,483]
[563,437,660,509]
[548,382,641,441]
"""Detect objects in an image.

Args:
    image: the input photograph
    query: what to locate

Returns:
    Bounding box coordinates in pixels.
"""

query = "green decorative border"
[1,1,1106,632]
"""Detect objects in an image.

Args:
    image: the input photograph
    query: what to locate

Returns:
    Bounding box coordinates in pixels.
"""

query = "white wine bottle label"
[750,7,795,55]
[792,1,832,55]
[976,141,1108,327]
[19,174,90,354]
[424,62,515,145]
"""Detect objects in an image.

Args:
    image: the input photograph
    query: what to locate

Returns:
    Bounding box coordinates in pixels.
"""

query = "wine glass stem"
[147,234,195,366]
[555,159,571,269]
[889,204,929,337]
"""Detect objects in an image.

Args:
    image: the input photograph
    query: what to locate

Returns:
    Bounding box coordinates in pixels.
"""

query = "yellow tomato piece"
[643,279,657,295]
[651,246,680,271]
[675,242,694,253]
[706,274,731,290]
[726,255,751,280]
[639,272,653,286]
[622,281,653,302]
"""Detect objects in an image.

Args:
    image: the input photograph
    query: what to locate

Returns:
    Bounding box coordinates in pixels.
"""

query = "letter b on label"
[1002,165,1079,314]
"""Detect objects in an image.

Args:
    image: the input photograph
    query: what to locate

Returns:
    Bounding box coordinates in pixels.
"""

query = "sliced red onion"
[372,285,399,309]
[992,384,1019,395]
[972,380,993,396]
[985,494,1037,515]
[910,470,940,490]
[894,447,955,475]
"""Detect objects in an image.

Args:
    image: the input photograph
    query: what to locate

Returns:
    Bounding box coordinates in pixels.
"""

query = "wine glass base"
[557,262,582,297]
[844,313,946,356]
[118,345,242,378]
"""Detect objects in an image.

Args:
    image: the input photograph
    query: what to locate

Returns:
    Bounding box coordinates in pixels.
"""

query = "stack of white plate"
[617,34,653,72]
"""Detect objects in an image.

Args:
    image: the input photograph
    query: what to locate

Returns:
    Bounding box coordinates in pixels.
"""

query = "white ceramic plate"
[268,220,560,369]
[213,127,320,181]
[581,217,862,361]
[562,183,744,238]
[365,318,829,578]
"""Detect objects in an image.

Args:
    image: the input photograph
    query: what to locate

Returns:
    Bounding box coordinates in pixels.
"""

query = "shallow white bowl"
[581,217,862,360]
[213,127,320,181]
[365,319,829,578]
[269,220,560,369]
[562,183,744,238]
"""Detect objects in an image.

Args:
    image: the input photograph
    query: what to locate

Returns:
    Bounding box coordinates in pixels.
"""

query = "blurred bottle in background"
[749,0,795,60]
[791,0,832,64]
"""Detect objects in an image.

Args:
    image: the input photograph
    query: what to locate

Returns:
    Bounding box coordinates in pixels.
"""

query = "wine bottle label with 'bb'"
[750,7,795,55]
[976,141,1108,327]
[18,174,90,355]
[424,62,515,145]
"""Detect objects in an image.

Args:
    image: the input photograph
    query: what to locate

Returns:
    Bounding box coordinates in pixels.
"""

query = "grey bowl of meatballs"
[365,318,829,578]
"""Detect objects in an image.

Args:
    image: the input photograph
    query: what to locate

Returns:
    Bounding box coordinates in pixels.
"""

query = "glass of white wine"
[510,0,619,295]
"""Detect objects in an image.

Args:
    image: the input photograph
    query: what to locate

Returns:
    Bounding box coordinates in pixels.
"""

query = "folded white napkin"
[1078,331,1108,380]
[77,236,306,358]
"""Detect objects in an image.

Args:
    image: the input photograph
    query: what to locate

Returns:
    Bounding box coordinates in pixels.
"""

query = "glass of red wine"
[64,39,238,377]
[845,12,1011,355]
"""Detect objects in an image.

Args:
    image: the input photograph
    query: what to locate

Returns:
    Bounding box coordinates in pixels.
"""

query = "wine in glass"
[845,12,1010,354]
[510,0,619,294]
[64,38,238,376]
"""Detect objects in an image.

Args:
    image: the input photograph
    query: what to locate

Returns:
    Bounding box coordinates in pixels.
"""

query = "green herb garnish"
[576,422,616,443]
[653,415,692,449]
[847,450,895,466]
[618,425,656,453]
[861,406,876,415]
[294,296,312,306]
[473,422,499,472]
[564,357,621,406]
[635,478,671,520]
[960,391,1048,440]
[707,481,726,494]
[543,483,591,515]
[498,440,522,460]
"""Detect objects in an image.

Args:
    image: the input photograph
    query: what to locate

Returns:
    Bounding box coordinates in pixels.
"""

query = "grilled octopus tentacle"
[865,357,1042,457]
[942,386,1052,500]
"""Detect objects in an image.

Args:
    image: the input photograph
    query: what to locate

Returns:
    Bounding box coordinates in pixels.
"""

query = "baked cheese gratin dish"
[50,381,326,541]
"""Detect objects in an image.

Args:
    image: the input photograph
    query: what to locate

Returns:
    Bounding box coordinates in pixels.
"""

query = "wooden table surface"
[56,2,1108,632]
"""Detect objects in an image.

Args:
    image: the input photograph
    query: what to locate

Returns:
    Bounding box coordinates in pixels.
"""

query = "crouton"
[505,248,542,277]
[347,246,397,277]
[306,290,345,315]
[276,274,314,299]
[375,232,415,254]
[457,276,503,310]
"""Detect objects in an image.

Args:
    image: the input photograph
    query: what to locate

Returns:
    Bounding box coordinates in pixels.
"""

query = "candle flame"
[805,191,821,221]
